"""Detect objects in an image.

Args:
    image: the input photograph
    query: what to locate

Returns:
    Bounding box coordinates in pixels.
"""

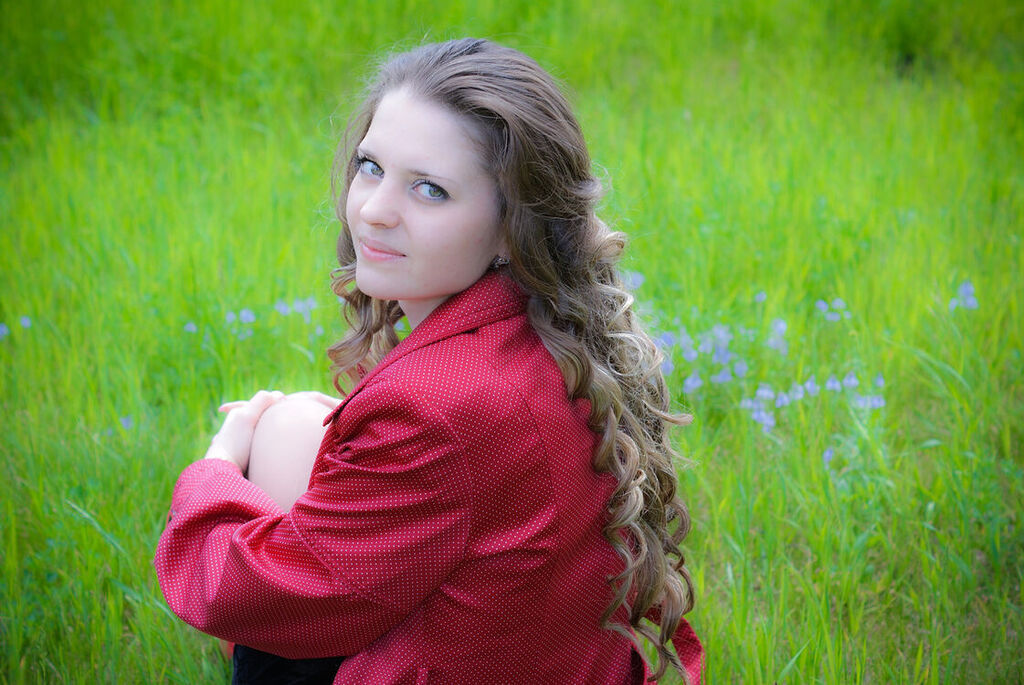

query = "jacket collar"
[324,271,527,425]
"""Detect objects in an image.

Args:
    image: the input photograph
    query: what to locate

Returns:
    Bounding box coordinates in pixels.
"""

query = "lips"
[358,237,405,260]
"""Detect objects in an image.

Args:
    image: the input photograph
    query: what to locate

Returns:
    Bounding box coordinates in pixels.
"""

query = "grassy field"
[2,0,1022,682]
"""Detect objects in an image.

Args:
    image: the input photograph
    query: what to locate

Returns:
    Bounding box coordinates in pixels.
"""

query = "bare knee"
[248,396,331,510]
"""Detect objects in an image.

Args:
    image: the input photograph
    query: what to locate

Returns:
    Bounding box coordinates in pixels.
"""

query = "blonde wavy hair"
[328,38,695,681]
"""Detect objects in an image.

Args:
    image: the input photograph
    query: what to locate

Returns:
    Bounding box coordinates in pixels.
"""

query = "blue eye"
[356,156,383,177]
[413,180,449,201]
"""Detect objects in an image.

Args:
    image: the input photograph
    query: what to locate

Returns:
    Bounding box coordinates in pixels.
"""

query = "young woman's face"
[346,89,503,328]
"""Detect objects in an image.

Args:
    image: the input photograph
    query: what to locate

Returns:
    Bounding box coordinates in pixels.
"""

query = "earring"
[490,255,510,269]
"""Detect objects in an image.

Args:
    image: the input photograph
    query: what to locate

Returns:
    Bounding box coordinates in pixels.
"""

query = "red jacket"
[155,272,703,683]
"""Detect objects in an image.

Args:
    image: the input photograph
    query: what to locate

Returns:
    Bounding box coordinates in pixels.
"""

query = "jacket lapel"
[323,272,527,425]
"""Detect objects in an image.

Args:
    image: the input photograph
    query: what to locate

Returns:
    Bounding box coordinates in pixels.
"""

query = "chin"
[354,271,397,302]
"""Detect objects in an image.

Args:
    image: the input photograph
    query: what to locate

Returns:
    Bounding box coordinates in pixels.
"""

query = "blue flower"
[683,371,703,394]
[733,359,749,378]
[184,322,198,333]
[804,376,820,396]
[958,280,979,309]
[825,311,841,322]
[823,447,834,468]
[622,271,645,290]
[843,372,859,388]
[712,345,733,365]
[119,416,133,430]
[0,323,9,339]
[831,298,846,310]
[765,318,788,355]
[949,280,979,310]
[815,299,829,312]
[682,347,699,362]
[19,316,31,328]
[274,300,291,315]
[656,331,676,348]
[226,311,237,324]
[754,290,767,303]
[874,373,885,388]
[710,367,732,384]
[239,308,256,324]
[826,375,842,392]
[661,358,675,375]
[751,408,775,432]
[756,383,775,401]
[789,382,805,401]
[712,324,733,346]
[775,392,790,408]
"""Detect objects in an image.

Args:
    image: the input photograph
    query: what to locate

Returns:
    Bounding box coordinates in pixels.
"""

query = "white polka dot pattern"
[154,272,703,684]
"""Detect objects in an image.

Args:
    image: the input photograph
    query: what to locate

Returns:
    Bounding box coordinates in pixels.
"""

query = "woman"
[155,38,703,683]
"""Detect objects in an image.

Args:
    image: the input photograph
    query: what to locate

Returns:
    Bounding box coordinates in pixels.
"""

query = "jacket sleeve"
[153,380,472,658]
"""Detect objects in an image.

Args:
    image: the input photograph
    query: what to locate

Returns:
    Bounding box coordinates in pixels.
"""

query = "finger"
[219,401,247,412]
[235,390,285,421]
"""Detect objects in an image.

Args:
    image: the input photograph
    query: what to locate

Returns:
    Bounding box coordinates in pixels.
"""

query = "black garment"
[232,644,345,685]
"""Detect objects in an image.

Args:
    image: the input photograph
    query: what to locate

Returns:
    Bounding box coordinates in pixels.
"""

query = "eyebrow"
[356,146,457,185]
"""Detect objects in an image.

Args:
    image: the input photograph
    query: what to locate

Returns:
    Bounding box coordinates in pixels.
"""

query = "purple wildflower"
[683,371,703,394]
[710,367,732,384]
[184,322,198,333]
[0,323,9,339]
[682,346,699,362]
[661,358,675,375]
[775,392,790,408]
[874,373,885,388]
[712,324,733,347]
[274,299,291,315]
[754,290,767,303]
[756,383,775,401]
[239,308,256,324]
[804,376,820,396]
[788,383,805,401]
[751,408,776,432]
[19,316,31,328]
[733,359,749,378]
[831,298,846,310]
[826,375,842,392]
[315,325,325,337]
[119,416,133,430]
[958,280,979,309]
[815,299,829,312]
[825,311,841,322]
[622,271,645,291]
[656,331,676,348]
[712,345,733,365]
[823,447,835,468]
[765,318,788,355]
[226,311,237,324]
[843,372,859,388]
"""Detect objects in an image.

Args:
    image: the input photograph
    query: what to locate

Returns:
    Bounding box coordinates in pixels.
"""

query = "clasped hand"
[205,390,341,472]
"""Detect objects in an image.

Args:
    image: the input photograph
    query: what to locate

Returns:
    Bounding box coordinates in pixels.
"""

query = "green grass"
[2,0,1021,682]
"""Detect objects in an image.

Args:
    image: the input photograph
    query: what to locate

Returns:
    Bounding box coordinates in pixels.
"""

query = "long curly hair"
[328,38,695,681]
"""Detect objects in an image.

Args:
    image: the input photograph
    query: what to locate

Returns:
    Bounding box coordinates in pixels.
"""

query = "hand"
[205,390,285,472]
[285,390,343,410]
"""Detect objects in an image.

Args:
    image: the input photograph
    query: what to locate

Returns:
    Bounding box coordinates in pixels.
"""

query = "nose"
[358,179,401,229]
